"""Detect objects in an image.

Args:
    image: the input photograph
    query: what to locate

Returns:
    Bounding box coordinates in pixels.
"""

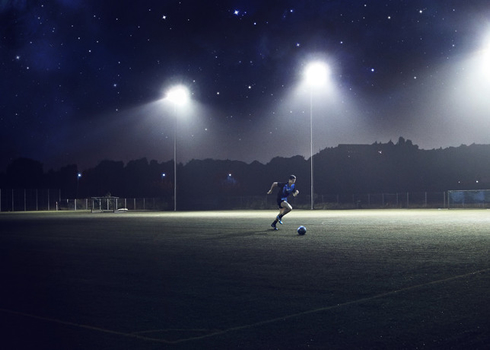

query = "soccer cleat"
[276,216,283,225]
[271,222,278,230]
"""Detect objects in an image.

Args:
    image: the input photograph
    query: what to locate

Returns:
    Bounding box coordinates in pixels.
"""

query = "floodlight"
[166,85,190,106]
[304,62,330,87]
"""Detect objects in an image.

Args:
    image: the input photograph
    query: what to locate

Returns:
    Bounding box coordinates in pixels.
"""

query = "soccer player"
[267,175,299,230]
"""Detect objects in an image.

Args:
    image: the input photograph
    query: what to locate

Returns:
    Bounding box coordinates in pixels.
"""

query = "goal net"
[91,196,119,213]
[448,189,490,209]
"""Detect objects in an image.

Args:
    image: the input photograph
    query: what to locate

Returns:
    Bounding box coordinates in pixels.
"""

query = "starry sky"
[1,0,490,171]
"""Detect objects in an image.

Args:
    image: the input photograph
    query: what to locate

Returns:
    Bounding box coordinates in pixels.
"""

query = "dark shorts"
[277,198,287,208]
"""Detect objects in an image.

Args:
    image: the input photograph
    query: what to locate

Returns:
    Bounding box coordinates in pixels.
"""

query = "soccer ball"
[297,226,306,235]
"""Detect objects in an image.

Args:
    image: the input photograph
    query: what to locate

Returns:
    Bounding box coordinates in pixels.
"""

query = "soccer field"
[1,209,490,349]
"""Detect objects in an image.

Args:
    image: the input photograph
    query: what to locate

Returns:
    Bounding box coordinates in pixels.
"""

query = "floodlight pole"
[173,114,177,211]
[304,61,329,210]
[166,85,190,211]
[310,90,314,210]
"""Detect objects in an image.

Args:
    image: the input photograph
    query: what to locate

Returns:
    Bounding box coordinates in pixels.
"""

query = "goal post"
[91,196,119,213]
[448,189,490,209]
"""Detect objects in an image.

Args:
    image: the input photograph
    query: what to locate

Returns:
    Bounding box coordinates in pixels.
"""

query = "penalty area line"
[0,308,175,344]
[169,267,490,344]
[1,268,488,345]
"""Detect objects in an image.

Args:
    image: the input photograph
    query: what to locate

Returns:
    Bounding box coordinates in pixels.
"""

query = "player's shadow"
[205,231,267,240]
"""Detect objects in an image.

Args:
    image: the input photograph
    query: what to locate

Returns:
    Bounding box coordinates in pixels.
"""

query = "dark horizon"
[2,136,490,174]
[2,138,490,208]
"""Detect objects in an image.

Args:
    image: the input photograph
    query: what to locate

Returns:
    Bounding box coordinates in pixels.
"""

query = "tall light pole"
[166,85,190,211]
[76,173,82,198]
[304,62,329,210]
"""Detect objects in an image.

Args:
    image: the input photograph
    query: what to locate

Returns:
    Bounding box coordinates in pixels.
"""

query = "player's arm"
[293,189,299,197]
[267,182,278,194]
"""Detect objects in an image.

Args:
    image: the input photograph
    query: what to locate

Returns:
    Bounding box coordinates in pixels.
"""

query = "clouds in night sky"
[1,0,490,171]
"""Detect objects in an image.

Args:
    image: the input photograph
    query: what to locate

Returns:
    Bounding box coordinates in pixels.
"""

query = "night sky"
[1,0,490,171]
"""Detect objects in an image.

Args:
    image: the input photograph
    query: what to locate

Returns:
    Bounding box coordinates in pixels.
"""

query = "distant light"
[77,173,82,178]
[166,85,190,106]
[162,173,166,178]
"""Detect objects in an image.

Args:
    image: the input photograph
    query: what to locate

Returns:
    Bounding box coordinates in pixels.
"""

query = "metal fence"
[64,197,172,212]
[0,189,62,212]
[1,189,450,212]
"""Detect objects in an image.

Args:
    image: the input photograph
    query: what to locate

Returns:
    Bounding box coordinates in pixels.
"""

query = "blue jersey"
[276,182,296,202]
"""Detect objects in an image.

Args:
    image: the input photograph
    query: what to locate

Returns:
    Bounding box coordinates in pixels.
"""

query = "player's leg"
[271,200,285,229]
[273,201,292,227]
[279,201,293,220]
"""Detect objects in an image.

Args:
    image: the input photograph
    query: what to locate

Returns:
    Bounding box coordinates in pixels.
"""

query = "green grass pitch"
[1,209,490,349]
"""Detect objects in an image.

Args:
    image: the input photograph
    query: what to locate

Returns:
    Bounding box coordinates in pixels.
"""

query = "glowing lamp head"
[304,62,330,87]
[166,85,190,106]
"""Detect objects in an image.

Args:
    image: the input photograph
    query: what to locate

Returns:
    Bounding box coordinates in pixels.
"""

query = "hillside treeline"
[1,137,490,200]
